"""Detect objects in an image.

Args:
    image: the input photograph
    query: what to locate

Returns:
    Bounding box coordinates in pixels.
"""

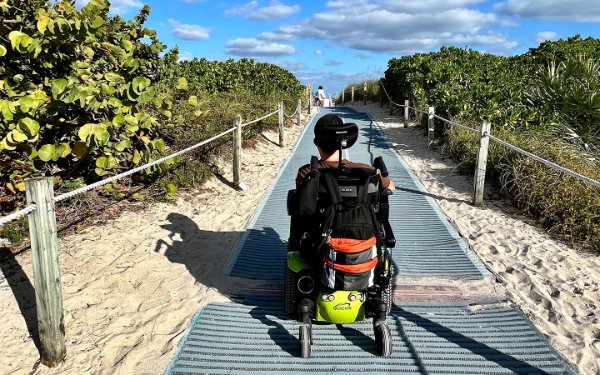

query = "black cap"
[314,114,358,153]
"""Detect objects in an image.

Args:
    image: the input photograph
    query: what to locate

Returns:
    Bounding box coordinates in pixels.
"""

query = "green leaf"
[150,139,166,152]
[132,77,151,94]
[8,31,24,49]
[0,44,6,57]
[38,144,55,162]
[115,139,131,151]
[105,71,124,83]
[176,77,188,91]
[90,16,104,29]
[112,115,125,127]
[95,168,108,176]
[121,39,134,52]
[18,118,40,137]
[96,156,109,168]
[9,129,27,142]
[79,123,110,145]
[132,150,141,164]
[188,95,199,107]
[137,88,155,103]
[37,14,50,34]
[164,183,177,199]
[132,192,143,201]
[51,79,68,99]
[56,143,72,158]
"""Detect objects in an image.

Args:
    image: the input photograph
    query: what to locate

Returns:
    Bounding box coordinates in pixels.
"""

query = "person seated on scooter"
[295,114,395,190]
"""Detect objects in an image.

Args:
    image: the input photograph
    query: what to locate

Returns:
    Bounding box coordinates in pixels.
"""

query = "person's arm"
[296,164,311,187]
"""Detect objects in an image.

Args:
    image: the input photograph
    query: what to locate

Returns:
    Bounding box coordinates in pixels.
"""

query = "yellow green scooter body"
[315,291,366,324]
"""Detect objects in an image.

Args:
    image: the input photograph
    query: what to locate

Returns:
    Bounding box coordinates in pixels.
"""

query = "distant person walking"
[316,85,325,107]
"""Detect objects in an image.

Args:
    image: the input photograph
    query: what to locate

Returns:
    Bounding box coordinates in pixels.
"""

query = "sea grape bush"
[0,0,171,195]
[0,0,304,204]
[383,36,600,250]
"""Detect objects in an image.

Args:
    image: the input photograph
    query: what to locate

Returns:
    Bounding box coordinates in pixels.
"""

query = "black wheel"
[374,320,392,357]
[284,264,296,316]
[299,324,312,358]
[381,280,393,314]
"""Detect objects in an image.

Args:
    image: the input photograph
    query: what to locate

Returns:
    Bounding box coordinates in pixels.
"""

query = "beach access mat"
[166,296,575,375]
[225,107,490,281]
[166,107,576,374]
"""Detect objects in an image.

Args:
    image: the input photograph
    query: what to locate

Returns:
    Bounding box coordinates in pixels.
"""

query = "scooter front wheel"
[299,324,312,358]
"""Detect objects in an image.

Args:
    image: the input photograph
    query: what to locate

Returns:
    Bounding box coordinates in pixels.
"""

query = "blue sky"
[79,0,599,96]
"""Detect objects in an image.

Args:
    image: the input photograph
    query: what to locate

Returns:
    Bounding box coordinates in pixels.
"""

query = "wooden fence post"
[297,98,302,126]
[363,82,367,105]
[351,87,355,105]
[342,90,345,104]
[404,99,409,126]
[307,91,311,114]
[428,106,435,148]
[278,100,284,147]
[473,120,491,206]
[233,115,242,187]
[25,177,66,367]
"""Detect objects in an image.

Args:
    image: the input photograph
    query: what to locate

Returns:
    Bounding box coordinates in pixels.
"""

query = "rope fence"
[0,204,37,226]
[0,97,308,367]
[376,80,600,201]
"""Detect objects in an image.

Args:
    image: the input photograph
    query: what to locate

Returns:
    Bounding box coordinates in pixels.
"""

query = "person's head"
[314,114,343,156]
[318,85,323,90]
[314,114,358,160]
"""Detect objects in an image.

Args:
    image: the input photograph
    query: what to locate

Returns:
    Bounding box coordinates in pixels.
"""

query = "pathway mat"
[166,297,575,375]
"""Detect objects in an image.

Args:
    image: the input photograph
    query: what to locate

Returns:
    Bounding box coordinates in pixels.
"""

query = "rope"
[433,114,479,133]
[378,81,405,108]
[241,109,279,128]
[378,79,598,188]
[0,108,280,226]
[54,126,237,202]
[0,204,37,226]
[488,135,600,188]
[283,107,299,118]
[54,109,279,202]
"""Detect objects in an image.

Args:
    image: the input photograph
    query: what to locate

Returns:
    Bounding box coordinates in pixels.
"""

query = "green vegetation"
[0,0,303,221]
[383,36,600,251]
[337,80,380,104]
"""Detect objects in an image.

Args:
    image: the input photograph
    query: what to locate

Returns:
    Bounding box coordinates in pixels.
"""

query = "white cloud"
[225,38,295,56]
[249,1,301,20]
[258,31,295,42]
[271,60,306,72]
[315,50,323,55]
[494,0,600,22]
[225,1,259,17]
[274,0,516,54]
[324,60,342,66]
[355,53,371,59]
[169,19,210,40]
[76,0,143,15]
[534,31,559,44]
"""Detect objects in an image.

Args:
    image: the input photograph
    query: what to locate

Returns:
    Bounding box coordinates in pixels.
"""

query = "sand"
[1,104,598,375]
